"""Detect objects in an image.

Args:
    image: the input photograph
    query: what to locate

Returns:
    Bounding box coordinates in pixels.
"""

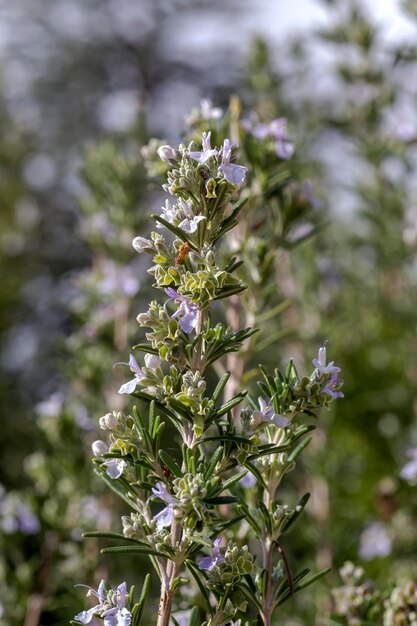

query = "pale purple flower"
[197,538,225,571]
[269,118,294,160]
[115,354,145,394]
[243,115,294,160]
[400,447,417,483]
[102,458,127,479]
[165,288,199,333]
[151,482,176,531]
[102,582,132,626]
[312,344,344,399]
[158,199,177,227]
[218,139,247,185]
[74,579,107,624]
[115,353,161,395]
[359,522,392,560]
[323,371,344,399]
[252,396,289,428]
[177,198,206,233]
[188,131,218,163]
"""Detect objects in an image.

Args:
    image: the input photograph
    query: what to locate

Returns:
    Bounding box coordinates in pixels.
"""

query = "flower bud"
[157,145,179,164]
[144,353,161,370]
[132,236,153,254]
[91,440,108,456]
[99,412,119,430]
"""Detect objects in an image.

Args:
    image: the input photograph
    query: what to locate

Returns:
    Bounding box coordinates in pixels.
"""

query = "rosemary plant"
[72,131,343,626]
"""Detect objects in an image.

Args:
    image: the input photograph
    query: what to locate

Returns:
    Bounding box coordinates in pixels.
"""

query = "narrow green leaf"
[204,446,223,480]
[238,583,262,611]
[158,449,183,478]
[293,567,331,591]
[283,493,311,534]
[237,504,261,534]
[256,299,291,324]
[204,495,239,505]
[128,585,135,609]
[152,214,194,244]
[131,573,151,626]
[93,467,140,511]
[214,392,247,418]
[101,546,167,557]
[196,435,251,446]
[209,514,245,535]
[213,284,247,300]
[287,436,313,464]
[212,372,231,403]
[83,531,138,542]
[214,470,247,493]
[185,560,213,616]
[243,461,267,490]
[189,606,203,626]
[132,344,159,354]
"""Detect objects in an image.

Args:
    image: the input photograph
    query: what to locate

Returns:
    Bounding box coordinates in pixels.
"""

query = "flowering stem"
[262,538,275,626]
[157,519,182,626]
[192,307,205,373]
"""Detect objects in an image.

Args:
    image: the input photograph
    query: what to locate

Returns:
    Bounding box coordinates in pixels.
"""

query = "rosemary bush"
[71,130,343,626]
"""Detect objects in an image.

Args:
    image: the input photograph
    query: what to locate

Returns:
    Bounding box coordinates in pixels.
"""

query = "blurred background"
[2,0,417,624]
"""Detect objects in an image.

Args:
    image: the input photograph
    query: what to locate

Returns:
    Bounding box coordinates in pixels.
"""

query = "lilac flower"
[115,353,161,395]
[75,581,132,626]
[312,344,338,375]
[359,522,392,560]
[312,344,344,399]
[323,371,344,399]
[218,139,247,185]
[252,396,289,429]
[115,354,145,394]
[102,582,132,626]
[158,199,177,227]
[188,131,218,163]
[74,579,107,624]
[400,447,417,483]
[102,458,127,479]
[243,115,294,160]
[268,118,294,160]
[165,288,199,333]
[197,538,225,571]
[151,482,177,531]
[177,198,206,233]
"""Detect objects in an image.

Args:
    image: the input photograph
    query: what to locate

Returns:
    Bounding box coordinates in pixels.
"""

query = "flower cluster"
[383,581,417,626]
[74,580,132,626]
[332,562,379,626]
[242,115,294,160]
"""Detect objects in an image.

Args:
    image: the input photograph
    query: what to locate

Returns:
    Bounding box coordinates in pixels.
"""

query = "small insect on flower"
[176,242,190,265]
